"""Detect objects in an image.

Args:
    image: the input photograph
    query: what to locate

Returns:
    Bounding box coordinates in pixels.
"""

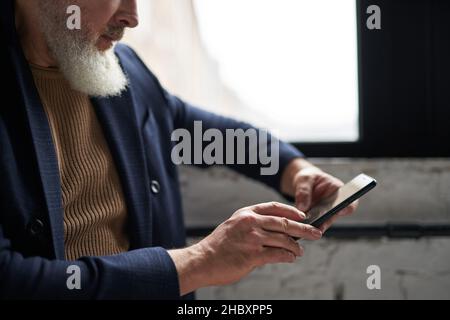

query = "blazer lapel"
[91,90,153,248]
[3,0,153,255]
[5,12,65,259]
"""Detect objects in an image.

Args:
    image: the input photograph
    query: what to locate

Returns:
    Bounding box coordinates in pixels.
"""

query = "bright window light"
[193,0,359,142]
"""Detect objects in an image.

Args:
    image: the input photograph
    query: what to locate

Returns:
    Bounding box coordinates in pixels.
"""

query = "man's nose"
[115,0,139,28]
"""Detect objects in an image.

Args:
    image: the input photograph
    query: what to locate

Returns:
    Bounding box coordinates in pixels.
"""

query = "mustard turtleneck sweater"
[30,63,130,261]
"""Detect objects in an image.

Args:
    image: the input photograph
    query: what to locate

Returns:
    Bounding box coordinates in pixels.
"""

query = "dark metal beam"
[186,223,450,239]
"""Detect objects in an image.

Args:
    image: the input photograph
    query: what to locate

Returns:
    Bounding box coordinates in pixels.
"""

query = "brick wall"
[180,159,450,299]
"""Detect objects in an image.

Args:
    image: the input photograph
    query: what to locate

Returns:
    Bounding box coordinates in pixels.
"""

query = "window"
[124,0,450,157]
[124,0,359,143]
[193,0,359,142]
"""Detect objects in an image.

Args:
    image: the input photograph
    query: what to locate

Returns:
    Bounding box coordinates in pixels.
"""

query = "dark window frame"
[293,0,450,158]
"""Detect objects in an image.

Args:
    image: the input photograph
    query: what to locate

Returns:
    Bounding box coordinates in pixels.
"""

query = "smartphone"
[302,173,377,228]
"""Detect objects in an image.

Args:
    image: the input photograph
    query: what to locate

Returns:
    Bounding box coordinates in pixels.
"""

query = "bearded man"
[0,0,357,299]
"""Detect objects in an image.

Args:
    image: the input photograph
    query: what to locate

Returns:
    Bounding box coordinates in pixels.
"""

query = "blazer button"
[27,218,45,237]
[150,180,161,194]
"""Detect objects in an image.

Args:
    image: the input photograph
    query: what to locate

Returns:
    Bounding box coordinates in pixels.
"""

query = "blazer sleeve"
[0,225,180,299]
[163,91,304,193]
[119,44,304,193]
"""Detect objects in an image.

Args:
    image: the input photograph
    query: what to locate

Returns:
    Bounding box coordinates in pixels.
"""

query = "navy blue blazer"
[0,0,303,299]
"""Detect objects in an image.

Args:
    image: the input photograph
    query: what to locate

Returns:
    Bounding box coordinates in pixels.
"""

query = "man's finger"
[314,177,343,199]
[258,230,302,256]
[338,200,359,217]
[318,214,340,233]
[252,202,306,221]
[258,215,322,240]
[258,247,299,265]
[295,181,314,212]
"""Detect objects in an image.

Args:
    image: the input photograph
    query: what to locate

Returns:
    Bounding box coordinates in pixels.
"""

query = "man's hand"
[281,158,358,232]
[168,202,322,296]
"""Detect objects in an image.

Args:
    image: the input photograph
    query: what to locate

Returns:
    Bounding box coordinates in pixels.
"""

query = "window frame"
[293,0,450,158]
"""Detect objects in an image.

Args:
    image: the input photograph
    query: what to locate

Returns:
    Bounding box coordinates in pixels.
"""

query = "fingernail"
[291,253,296,261]
[297,202,307,212]
[312,228,322,238]
[299,211,306,219]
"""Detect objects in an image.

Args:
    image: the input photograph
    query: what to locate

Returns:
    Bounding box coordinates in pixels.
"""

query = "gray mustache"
[104,27,125,40]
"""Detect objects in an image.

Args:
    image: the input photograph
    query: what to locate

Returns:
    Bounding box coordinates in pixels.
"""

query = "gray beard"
[38,1,128,97]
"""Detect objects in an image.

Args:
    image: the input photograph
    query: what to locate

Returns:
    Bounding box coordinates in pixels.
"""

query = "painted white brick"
[181,159,450,299]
